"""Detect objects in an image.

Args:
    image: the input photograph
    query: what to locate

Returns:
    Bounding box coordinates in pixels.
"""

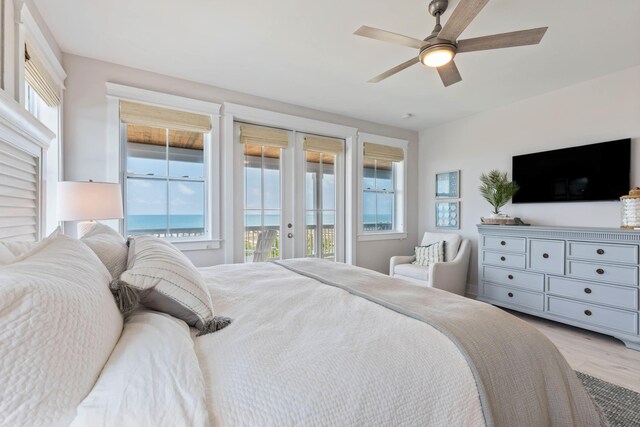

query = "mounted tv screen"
[512,139,631,204]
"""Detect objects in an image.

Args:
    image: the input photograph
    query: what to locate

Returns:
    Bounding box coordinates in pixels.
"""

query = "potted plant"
[479,170,519,218]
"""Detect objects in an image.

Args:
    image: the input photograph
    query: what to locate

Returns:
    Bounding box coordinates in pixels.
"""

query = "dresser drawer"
[482,235,526,253]
[567,260,638,287]
[568,241,638,265]
[483,283,543,311]
[547,276,639,310]
[546,296,638,335]
[529,239,565,274]
[483,266,544,292]
[482,251,526,269]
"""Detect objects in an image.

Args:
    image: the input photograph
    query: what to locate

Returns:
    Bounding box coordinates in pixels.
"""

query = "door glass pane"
[168,130,204,178]
[126,125,167,176]
[244,143,281,263]
[168,180,205,237]
[322,211,335,260]
[322,157,335,210]
[127,178,167,235]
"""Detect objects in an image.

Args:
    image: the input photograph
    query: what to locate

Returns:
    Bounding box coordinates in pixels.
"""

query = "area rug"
[577,371,640,426]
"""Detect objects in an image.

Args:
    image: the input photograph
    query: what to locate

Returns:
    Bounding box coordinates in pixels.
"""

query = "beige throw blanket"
[275,258,605,427]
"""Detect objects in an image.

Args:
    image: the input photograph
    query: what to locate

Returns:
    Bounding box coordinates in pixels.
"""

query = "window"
[121,100,212,241]
[24,42,63,236]
[358,134,407,240]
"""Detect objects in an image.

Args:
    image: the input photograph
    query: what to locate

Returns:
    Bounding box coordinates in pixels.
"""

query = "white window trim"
[222,103,357,264]
[16,3,66,236]
[357,132,408,242]
[106,83,222,251]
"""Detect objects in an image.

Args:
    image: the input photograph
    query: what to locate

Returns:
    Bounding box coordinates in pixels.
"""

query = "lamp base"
[77,220,97,238]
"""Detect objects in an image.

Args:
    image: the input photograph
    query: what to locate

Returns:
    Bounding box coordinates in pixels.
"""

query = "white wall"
[62,53,419,271]
[419,66,640,293]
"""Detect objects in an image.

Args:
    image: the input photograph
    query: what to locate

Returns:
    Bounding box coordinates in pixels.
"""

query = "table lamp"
[57,180,124,237]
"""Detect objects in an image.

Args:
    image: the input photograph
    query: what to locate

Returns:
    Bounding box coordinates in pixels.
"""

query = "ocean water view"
[127,213,392,231]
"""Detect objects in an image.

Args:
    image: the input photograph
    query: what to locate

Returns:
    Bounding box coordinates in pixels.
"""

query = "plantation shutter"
[24,44,61,107]
[303,135,344,154]
[239,124,288,148]
[120,101,212,133]
[0,142,39,241]
[363,142,404,162]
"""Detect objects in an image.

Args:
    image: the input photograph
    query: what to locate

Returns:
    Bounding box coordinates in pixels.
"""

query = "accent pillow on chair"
[412,241,445,266]
[81,222,128,280]
[421,232,461,262]
[119,235,231,336]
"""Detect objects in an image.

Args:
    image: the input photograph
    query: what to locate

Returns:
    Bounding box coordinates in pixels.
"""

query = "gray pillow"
[81,223,128,280]
[119,235,231,335]
[412,241,445,267]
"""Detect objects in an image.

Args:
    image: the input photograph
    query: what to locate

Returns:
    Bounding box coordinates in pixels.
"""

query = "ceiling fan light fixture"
[420,45,456,67]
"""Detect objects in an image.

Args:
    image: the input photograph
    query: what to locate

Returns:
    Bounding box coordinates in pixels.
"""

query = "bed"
[0,123,605,426]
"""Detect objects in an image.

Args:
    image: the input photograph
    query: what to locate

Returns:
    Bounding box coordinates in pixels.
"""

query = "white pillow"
[81,222,128,279]
[0,234,123,427]
[0,227,61,266]
[119,236,231,335]
[412,241,445,266]
[421,232,462,262]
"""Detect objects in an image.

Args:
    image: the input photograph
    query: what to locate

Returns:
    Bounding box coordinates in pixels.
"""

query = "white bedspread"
[71,309,210,427]
[195,262,485,426]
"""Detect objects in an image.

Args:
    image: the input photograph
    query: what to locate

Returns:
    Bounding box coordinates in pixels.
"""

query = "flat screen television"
[512,139,631,203]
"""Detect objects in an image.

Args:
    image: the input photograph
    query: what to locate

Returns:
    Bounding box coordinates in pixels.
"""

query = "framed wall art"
[435,170,459,199]
[435,201,460,229]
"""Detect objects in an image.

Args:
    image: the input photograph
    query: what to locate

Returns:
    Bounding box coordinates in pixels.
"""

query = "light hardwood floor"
[507,310,640,393]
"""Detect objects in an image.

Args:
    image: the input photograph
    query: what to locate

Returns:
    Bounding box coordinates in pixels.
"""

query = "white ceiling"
[35,0,640,131]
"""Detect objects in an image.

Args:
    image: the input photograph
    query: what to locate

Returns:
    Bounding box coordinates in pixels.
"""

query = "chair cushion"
[394,263,431,282]
[421,232,462,262]
[412,241,444,266]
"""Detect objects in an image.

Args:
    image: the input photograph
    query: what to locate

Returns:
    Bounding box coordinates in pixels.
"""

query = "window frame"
[357,133,408,241]
[107,83,222,250]
[122,124,210,243]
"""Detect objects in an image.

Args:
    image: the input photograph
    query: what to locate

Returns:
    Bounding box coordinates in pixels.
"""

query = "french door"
[233,122,344,263]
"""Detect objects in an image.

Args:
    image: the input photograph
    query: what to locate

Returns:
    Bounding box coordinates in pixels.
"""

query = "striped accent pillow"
[119,236,231,335]
[412,241,445,266]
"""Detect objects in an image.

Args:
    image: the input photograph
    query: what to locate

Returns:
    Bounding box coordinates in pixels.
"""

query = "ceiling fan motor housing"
[428,0,448,16]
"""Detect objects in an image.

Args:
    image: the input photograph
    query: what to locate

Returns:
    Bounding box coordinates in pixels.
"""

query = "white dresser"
[477,225,640,350]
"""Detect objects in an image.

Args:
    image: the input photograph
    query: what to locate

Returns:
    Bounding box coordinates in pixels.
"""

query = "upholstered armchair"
[390,232,471,296]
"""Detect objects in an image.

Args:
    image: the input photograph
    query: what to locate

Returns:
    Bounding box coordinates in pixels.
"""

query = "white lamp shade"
[57,181,124,221]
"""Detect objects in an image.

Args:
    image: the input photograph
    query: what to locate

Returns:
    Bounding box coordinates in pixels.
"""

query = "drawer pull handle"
[584,288,592,294]
[508,292,514,298]
[596,249,605,255]
[508,274,514,280]
[500,241,506,246]
[596,268,604,275]
[542,253,549,259]
[500,256,506,261]
[584,310,592,316]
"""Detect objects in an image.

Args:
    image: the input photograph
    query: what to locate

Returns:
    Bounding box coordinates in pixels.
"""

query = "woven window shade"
[363,142,404,162]
[303,135,344,155]
[120,101,212,133]
[24,44,61,107]
[239,124,288,148]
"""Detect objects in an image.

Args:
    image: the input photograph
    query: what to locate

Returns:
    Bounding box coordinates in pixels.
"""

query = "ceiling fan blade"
[368,57,420,83]
[457,27,548,53]
[354,26,426,49]
[437,60,462,87]
[438,0,489,42]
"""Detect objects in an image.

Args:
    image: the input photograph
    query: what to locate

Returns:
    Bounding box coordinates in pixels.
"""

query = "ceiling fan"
[354,0,548,87]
